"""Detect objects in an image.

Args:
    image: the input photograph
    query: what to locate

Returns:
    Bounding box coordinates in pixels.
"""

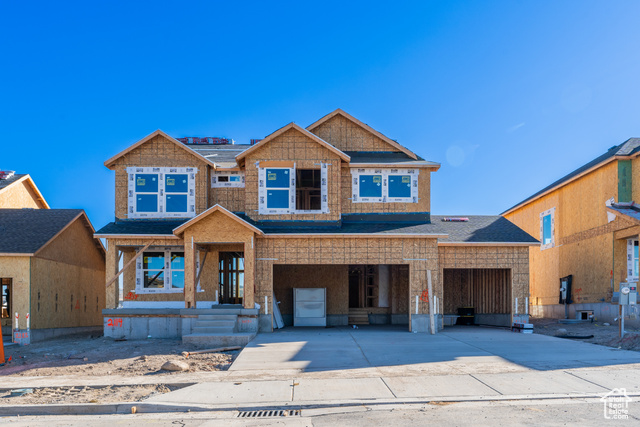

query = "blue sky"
[2,1,640,229]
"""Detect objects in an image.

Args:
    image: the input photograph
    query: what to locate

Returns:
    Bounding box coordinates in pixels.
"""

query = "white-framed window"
[351,168,419,203]
[627,238,639,281]
[212,171,245,188]
[126,167,197,218]
[257,163,329,214]
[135,248,185,294]
[539,207,555,250]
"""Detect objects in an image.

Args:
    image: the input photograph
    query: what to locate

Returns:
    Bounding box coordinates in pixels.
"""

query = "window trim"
[350,168,419,203]
[539,207,555,250]
[127,167,197,219]
[258,163,330,215]
[135,247,185,294]
[212,171,245,188]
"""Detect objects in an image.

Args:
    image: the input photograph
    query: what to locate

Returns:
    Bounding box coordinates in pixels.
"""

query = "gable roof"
[104,130,219,169]
[0,209,103,255]
[503,138,640,215]
[606,202,640,226]
[307,109,418,160]
[0,174,50,209]
[235,122,350,163]
[173,204,263,236]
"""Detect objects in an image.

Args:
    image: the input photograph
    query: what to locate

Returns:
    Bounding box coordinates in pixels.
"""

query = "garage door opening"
[443,268,512,327]
[273,264,409,327]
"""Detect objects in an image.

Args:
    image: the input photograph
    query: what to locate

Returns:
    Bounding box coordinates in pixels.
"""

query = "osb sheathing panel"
[273,264,349,315]
[255,237,439,316]
[0,257,30,329]
[309,114,400,153]
[210,187,245,213]
[504,160,622,307]
[111,134,210,219]
[391,265,409,314]
[0,180,45,209]
[438,246,529,314]
[630,156,640,202]
[180,211,256,309]
[244,128,342,222]
[341,165,431,214]
[30,257,104,329]
[105,237,184,308]
[35,217,105,270]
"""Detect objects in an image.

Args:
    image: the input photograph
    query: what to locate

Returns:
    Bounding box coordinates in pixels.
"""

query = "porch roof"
[607,202,640,225]
[94,214,538,244]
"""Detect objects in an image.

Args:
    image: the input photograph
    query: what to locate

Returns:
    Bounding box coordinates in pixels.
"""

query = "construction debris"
[181,346,241,358]
[160,360,189,371]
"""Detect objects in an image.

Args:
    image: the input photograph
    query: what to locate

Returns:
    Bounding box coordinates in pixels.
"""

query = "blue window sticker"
[165,174,189,193]
[166,194,188,212]
[136,194,158,212]
[143,252,165,270]
[135,174,158,193]
[229,176,241,182]
[266,169,290,188]
[267,189,289,209]
[388,175,411,198]
[359,175,383,198]
[542,214,552,245]
[170,252,184,270]
[171,271,185,289]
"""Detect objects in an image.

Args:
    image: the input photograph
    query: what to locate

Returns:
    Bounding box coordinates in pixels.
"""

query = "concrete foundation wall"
[531,302,639,327]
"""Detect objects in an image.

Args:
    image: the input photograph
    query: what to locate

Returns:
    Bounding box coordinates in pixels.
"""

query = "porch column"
[105,239,118,309]
[184,239,196,308]
[243,236,255,309]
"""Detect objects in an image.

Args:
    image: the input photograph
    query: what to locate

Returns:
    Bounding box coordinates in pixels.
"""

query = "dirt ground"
[0,384,184,405]
[0,334,238,377]
[531,317,640,351]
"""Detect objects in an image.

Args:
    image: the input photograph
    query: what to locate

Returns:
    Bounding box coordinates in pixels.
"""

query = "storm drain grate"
[237,409,301,418]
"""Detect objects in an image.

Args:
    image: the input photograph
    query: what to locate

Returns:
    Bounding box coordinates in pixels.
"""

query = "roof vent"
[176,137,234,145]
[442,217,469,222]
[0,170,15,180]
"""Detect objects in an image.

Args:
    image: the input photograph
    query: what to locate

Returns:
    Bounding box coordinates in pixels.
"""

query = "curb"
[2,392,640,417]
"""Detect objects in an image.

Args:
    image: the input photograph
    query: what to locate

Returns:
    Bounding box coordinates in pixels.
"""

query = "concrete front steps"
[182,307,256,348]
[349,308,370,325]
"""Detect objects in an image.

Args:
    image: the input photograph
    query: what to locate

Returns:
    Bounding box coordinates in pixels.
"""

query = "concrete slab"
[473,371,609,395]
[383,375,500,398]
[568,369,640,393]
[293,378,394,401]
[145,380,293,405]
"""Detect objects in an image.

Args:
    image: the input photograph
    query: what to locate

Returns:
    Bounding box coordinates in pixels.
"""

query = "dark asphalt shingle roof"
[95,214,538,244]
[607,202,640,223]
[503,138,640,214]
[189,144,252,168]
[0,174,26,191]
[0,209,83,254]
[343,151,439,167]
[95,220,187,236]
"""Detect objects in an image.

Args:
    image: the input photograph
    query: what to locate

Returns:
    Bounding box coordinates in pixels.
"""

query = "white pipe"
[15,312,18,330]
[415,296,418,314]
[26,313,30,330]
[515,297,518,315]
[265,296,268,315]
[525,297,529,315]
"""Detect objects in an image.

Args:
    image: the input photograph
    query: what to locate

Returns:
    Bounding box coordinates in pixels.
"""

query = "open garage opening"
[273,264,410,327]
[443,268,512,327]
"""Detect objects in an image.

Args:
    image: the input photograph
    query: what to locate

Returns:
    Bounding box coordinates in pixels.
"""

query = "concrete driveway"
[230,325,640,374]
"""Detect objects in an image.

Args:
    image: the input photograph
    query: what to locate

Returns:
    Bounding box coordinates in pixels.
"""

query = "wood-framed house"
[97,110,537,343]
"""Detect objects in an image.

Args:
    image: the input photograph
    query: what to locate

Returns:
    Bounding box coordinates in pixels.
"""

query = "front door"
[219,252,244,305]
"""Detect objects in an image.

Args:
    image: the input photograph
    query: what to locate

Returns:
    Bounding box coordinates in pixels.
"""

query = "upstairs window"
[135,174,159,212]
[266,168,291,210]
[351,168,419,203]
[296,169,321,211]
[258,163,329,214]
[136,248,185,293]
[539,207,555,250]
[627,239,639,280]
[359,174,383,199]
[212,171,245,188]
[127,167,197,218]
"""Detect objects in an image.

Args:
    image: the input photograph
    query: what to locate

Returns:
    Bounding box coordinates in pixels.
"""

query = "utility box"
[293,288,326,327]
[619,283,638,305]
[559,275,573,304]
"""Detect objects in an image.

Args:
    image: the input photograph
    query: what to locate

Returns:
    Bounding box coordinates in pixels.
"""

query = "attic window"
[296,169,321,211]
[212,171,244,188]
